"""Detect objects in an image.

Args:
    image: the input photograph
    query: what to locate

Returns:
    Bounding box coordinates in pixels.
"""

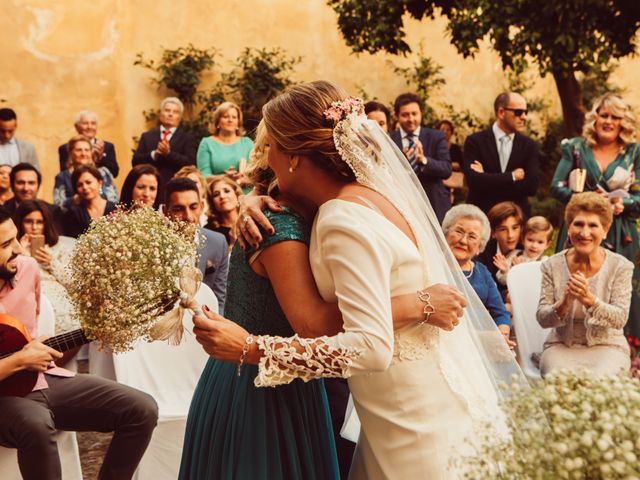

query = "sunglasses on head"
[503,107,528,117]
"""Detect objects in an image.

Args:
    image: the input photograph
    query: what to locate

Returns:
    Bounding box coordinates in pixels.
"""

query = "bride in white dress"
[193,81,524,479]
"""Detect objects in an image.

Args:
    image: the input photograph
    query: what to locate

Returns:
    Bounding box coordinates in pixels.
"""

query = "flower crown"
[323,97,365,126]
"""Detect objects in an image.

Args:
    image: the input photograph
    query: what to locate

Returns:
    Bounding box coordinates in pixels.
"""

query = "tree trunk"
[552,68,585,138]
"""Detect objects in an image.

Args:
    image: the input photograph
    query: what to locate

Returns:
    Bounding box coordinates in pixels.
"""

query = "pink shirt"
[0,255,73,391]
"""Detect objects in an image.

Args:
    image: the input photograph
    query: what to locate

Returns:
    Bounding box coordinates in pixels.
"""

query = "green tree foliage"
[328,0,640,137]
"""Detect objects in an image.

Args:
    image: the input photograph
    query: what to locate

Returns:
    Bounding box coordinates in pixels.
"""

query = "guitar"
[0,314,89,397]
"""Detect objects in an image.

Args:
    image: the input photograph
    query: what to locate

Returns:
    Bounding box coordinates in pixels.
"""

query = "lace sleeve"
[536,260,566,328]
[586,259,633,330]
[254,335,362,387]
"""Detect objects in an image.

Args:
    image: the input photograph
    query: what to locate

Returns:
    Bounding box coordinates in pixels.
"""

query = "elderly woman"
[53,135,118,209]
[550,93,640,338]
[443,204,514,348]
[120,164,162,209]
[196,101,253,192]
[537,192,633,376]
[205,175,242,248]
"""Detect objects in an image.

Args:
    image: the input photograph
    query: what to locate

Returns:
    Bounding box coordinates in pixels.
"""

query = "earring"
[288,166,294,173]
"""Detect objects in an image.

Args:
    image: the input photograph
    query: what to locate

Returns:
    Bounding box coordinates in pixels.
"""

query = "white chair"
[0,293,83,480]
[112,285,217,480]
[507,262,551,380]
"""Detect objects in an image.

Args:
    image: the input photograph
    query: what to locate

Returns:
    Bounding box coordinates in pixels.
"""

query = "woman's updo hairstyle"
[262,81,356,181]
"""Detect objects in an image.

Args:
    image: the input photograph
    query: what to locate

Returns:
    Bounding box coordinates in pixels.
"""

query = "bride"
[192,81,524,478]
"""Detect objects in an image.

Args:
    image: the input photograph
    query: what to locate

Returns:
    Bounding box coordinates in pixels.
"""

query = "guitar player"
[0,208,158,480]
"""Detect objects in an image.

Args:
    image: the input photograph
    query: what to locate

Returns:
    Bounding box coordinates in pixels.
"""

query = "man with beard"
[0,208,158,479]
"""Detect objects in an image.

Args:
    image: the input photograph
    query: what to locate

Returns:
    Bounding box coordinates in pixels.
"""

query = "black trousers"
[324,378,356,479]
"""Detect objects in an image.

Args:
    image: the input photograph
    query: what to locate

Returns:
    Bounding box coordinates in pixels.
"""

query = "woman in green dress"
[179,124,434,480]
[550,93,640,338]
[197,101,254,193]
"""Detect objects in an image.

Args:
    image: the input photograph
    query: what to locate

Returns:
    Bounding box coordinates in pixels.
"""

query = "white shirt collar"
[160,126,177,134]
[0,137,17,146]
[492,122,513,142]
[400,126,421,140]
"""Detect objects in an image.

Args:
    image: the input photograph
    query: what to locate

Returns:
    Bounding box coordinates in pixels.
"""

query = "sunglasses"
[503,107,528,117]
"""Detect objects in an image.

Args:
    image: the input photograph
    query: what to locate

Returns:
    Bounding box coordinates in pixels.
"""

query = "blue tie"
[407,134,419,172]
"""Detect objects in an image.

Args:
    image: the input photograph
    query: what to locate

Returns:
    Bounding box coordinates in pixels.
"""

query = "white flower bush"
[462,370,640,479]
[68,206,198,352]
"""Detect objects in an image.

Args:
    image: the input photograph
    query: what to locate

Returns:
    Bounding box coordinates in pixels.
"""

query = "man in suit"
[463,92,540,216]
[3,163,63,232]
[0,108,40,170]
[133,97,197,188]
[164,177,228,313]
[390,93,452,223]
[58,110,119,177]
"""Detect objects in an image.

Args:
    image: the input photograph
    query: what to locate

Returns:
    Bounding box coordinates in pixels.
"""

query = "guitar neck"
[44,329,89,353]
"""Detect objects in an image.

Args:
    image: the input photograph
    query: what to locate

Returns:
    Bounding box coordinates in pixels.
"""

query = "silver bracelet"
[417,289,436,325]
[236,335,255,377]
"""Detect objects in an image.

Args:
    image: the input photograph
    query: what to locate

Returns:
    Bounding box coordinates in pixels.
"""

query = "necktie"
[162,128,171,143]
[406,134,419,172]
[498,135,511,173]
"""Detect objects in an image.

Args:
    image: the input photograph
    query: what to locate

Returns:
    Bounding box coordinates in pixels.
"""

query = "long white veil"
[334,111,527,439]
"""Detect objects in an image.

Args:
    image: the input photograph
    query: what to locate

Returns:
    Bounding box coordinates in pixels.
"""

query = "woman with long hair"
[205,175,242,247]
[120,164,162,209]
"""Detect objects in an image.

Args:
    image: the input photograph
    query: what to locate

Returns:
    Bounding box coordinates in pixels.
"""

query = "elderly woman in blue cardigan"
[443,204,515,349]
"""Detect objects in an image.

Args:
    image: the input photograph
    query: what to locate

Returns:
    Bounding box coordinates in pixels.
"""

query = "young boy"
[495,216,553,286]
[476,201,525,299]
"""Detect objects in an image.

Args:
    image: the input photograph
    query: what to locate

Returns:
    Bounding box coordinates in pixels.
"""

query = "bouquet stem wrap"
[149,266,203,345]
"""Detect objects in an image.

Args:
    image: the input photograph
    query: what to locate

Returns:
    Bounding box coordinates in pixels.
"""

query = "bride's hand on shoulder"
[192,305,256,363]
[237,193,282,250]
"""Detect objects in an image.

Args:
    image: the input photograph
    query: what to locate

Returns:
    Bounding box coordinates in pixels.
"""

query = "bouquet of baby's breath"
[68,206,199,352]
[462,371,640,479]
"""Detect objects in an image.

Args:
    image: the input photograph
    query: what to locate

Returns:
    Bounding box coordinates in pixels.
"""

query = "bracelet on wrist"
[237,335,255,377]
[417,289,436,325]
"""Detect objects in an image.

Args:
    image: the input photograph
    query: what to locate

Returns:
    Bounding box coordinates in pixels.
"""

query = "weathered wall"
[2,0,639,200]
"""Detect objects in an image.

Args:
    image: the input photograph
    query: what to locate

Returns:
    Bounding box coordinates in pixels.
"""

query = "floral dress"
[550,137,640,338]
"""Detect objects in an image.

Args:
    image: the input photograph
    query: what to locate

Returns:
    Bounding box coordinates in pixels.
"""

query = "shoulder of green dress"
[261,208,310,245]
[560,137,585,151]
[241,136,255,147]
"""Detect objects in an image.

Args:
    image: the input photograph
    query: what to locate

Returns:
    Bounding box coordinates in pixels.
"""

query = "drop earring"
[288,166,294,173]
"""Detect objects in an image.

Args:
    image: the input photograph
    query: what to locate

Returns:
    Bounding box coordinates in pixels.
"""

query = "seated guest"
[120,164,162,209]
[0,208,158,479]
[132,97,197,187]
[537,192,633,376]
[4,163,63,231]
[0,108,40,169]
[164,177,228,313]
[62,165,116,238]
[58,110,119,177]
[476,201,524,299]
[54,135,118,209]
[442,204,515,349]
[0,164,13,205]
[14,200,78,334]
[205,175,241,248]
[196,101,253,192]
[174,165,209,225]
[364,101,391,133]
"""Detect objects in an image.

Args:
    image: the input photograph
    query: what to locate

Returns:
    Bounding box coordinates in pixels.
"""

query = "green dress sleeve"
[622,143,640,214]
[550,137,582,204]
[197,138,213,177]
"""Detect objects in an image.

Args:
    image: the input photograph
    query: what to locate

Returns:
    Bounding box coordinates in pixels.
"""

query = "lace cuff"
[254,334,362,387]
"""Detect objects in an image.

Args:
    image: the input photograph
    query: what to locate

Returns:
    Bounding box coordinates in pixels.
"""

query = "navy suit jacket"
[390,128,452,224]
[462,128,540,216]
[132,127,197,187]
[58,140,119,178]
[198,227,229,314]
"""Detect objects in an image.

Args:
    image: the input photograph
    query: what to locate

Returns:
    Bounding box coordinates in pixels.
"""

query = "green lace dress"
[551,137,640,337]
[179,209,339,480]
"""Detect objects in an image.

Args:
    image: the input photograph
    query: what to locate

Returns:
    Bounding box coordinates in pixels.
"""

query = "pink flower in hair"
[323,97,365,125]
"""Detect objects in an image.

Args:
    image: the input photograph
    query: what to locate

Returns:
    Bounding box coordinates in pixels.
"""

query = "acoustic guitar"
[0,314,89,397]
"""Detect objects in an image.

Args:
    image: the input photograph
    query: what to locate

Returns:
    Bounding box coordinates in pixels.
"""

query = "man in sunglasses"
[462,92,540,216]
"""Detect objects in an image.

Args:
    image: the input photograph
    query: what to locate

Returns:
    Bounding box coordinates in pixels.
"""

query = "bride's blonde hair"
[261,81,356,181]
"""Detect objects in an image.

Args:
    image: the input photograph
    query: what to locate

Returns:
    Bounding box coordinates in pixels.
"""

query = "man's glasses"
[503,107,528,117]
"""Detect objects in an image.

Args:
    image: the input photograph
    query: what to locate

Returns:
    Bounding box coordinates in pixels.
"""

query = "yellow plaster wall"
[2,1,639,201]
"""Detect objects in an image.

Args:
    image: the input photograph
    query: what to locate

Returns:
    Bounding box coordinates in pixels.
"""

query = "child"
[494,215,553,286]
[476,201,525,299]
